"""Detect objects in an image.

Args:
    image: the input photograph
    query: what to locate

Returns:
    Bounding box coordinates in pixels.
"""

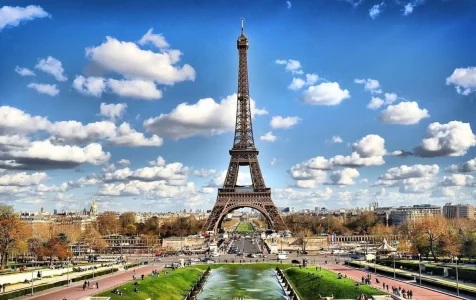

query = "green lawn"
[235,221,255,232]
[285,267,386,299]
[96,267,202,300]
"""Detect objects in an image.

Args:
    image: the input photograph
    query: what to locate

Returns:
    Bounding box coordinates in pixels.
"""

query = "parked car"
[291,259,300,264]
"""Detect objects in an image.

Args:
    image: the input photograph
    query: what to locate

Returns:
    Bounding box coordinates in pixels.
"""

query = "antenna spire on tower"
[241,18,244,35]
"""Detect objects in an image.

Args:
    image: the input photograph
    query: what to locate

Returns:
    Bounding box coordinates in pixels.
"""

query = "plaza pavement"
[19,265,160,300]
[323,263,459,300]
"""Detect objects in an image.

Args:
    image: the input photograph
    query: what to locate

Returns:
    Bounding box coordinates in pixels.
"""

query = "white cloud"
[104,162,189,186]
[274,187,333,206]
[35,56,67,81]
[352,134,386,158]
[332,136,343,143]
[85,33,195,85]
[369,2,384,19]
[360,178,368,183]
[431,187,459,198]
[260,131,277,142]
[107,123,163,147]
[193,169,216,178]
[379,101,430,125]
[286,1,292,9]
[354,78,382,94]
[275,59,303,75]
[270,116,301,129]
[0,106,50,134]
[402,0,425,16]
[288,78,305,91]
[117,159,130,167]
[271,158,279,166]
[446,158,476,173]
[98,180,196,197]
[107,79,162,100]
[138,28,169,49]
[0,5,50,31]
[27,83,59,96]
[0,172,47,186]
[305,73,319,85]
[300,82,350,105]
[413,121,476,157]
[378,164,439,181]
[100,103,127,121]
[148,156,166,167]
[73,76,162,100]
[384,93,398,105]
[446,66,476,96]
[199,187,214,194]
[1,140,110,170]
[143,94,267,139]
[73,76,107,97]
[439,174,475,187]
[15,66,35,76]
[367,97,384,110]
[327,168,359,185]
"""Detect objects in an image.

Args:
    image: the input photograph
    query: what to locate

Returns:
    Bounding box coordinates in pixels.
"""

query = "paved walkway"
[22,265,160,300]
[323,263,458,300]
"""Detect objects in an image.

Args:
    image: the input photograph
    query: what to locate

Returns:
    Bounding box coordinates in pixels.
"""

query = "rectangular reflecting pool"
[198,267,289,300]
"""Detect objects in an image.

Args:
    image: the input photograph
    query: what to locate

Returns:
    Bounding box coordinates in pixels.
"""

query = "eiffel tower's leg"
[223,159,239,188]
[249,159,265,189]
[203,201,224,232]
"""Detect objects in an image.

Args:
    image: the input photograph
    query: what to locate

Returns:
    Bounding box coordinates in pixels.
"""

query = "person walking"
[96,282,99,289]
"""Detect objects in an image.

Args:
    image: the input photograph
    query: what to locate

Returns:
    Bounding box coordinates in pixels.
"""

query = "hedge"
[0,268,118,300]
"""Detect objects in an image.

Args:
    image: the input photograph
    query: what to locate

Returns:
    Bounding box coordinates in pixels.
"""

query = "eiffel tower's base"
[203,187,286,233]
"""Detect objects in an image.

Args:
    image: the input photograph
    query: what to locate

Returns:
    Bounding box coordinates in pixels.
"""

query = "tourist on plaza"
[96,282,99,289]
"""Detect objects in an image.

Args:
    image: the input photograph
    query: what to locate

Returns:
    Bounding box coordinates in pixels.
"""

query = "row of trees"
[284,212,476,260]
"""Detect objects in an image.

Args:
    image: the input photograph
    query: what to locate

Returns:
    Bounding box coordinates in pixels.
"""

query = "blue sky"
[0,0,475,213]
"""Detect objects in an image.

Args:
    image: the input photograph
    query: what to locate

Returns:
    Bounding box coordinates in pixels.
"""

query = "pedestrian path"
[323,263,458,300]
[22,265,160,300]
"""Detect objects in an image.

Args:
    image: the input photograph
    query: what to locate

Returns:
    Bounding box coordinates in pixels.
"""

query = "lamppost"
[66,257,71,286]
[455,256,460,296]
[31,269,34,295]
[418,253,421,286]
[393,252,396,279]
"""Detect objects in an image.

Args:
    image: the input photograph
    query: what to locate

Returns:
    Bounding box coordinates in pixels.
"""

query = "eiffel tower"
[203,19,286,233]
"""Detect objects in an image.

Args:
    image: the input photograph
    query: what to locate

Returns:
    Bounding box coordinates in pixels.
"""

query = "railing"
[275,267,301,300]
[183,267,211,300]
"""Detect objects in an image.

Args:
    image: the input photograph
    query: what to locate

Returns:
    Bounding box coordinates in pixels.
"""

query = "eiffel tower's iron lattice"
[203,19,286,233]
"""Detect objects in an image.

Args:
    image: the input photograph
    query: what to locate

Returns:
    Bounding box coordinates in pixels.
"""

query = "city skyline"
[1,0,476,213]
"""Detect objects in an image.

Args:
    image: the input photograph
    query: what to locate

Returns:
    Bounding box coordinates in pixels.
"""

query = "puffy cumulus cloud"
[305,74,319,85]
[367,97,384,110]
[148,156,166,167]
[35,56,67,81]
[199,187,214,194]
[27,83,59,96]
[99,103,127,121]
[413,121,476,157]
[384,93,398,105]
[85,33,195,85]
[107,123,163,147]
[379,101,429,125]
[260,132,277,142]
[0,172,47,186]
[446,158,476,173]
[439,174,475,187]
[378,164,439,181]
[97,180,195,197]
[15,66,35,76]
[446,66,476,96]
[288,78,305,91]
[0,140,110,170]
[354,78,382,94]
[327,168,359,185]
[287,134,387,187]
[138,28,169,49]
[57,174,102,191]
[270,116,301,129]
[206,170,251,188]
[360,178,368,183]
[300,82,350,105]
[369,2,384,19]
[431,187,459,198]
[374,177,435,194]
[105,162,189,186]
[143,94,267,139]
[332,136,343,143]
[193,169,217,178]
[0,106,50,134]
[73,76,162,100]
[275,59,303,75]
[0,5,50,31]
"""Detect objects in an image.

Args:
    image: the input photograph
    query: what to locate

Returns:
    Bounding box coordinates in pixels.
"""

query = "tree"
[41,237,72,264]
[296,228,313,252]
[0,217,30,269]
[119,212,136,232]
[28,237,43,262]
[369,223,393,242]
[413,216,447,261]
[82,226,107,254]
[0,204,15,220]
[95,211,120,236]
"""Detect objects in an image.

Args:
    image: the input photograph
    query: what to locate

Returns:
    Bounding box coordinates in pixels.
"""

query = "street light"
[393,252,396,279]
[31,269,34,295]
[455,256,459,296]
[66,257,70,286]
[418,253,421,286]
